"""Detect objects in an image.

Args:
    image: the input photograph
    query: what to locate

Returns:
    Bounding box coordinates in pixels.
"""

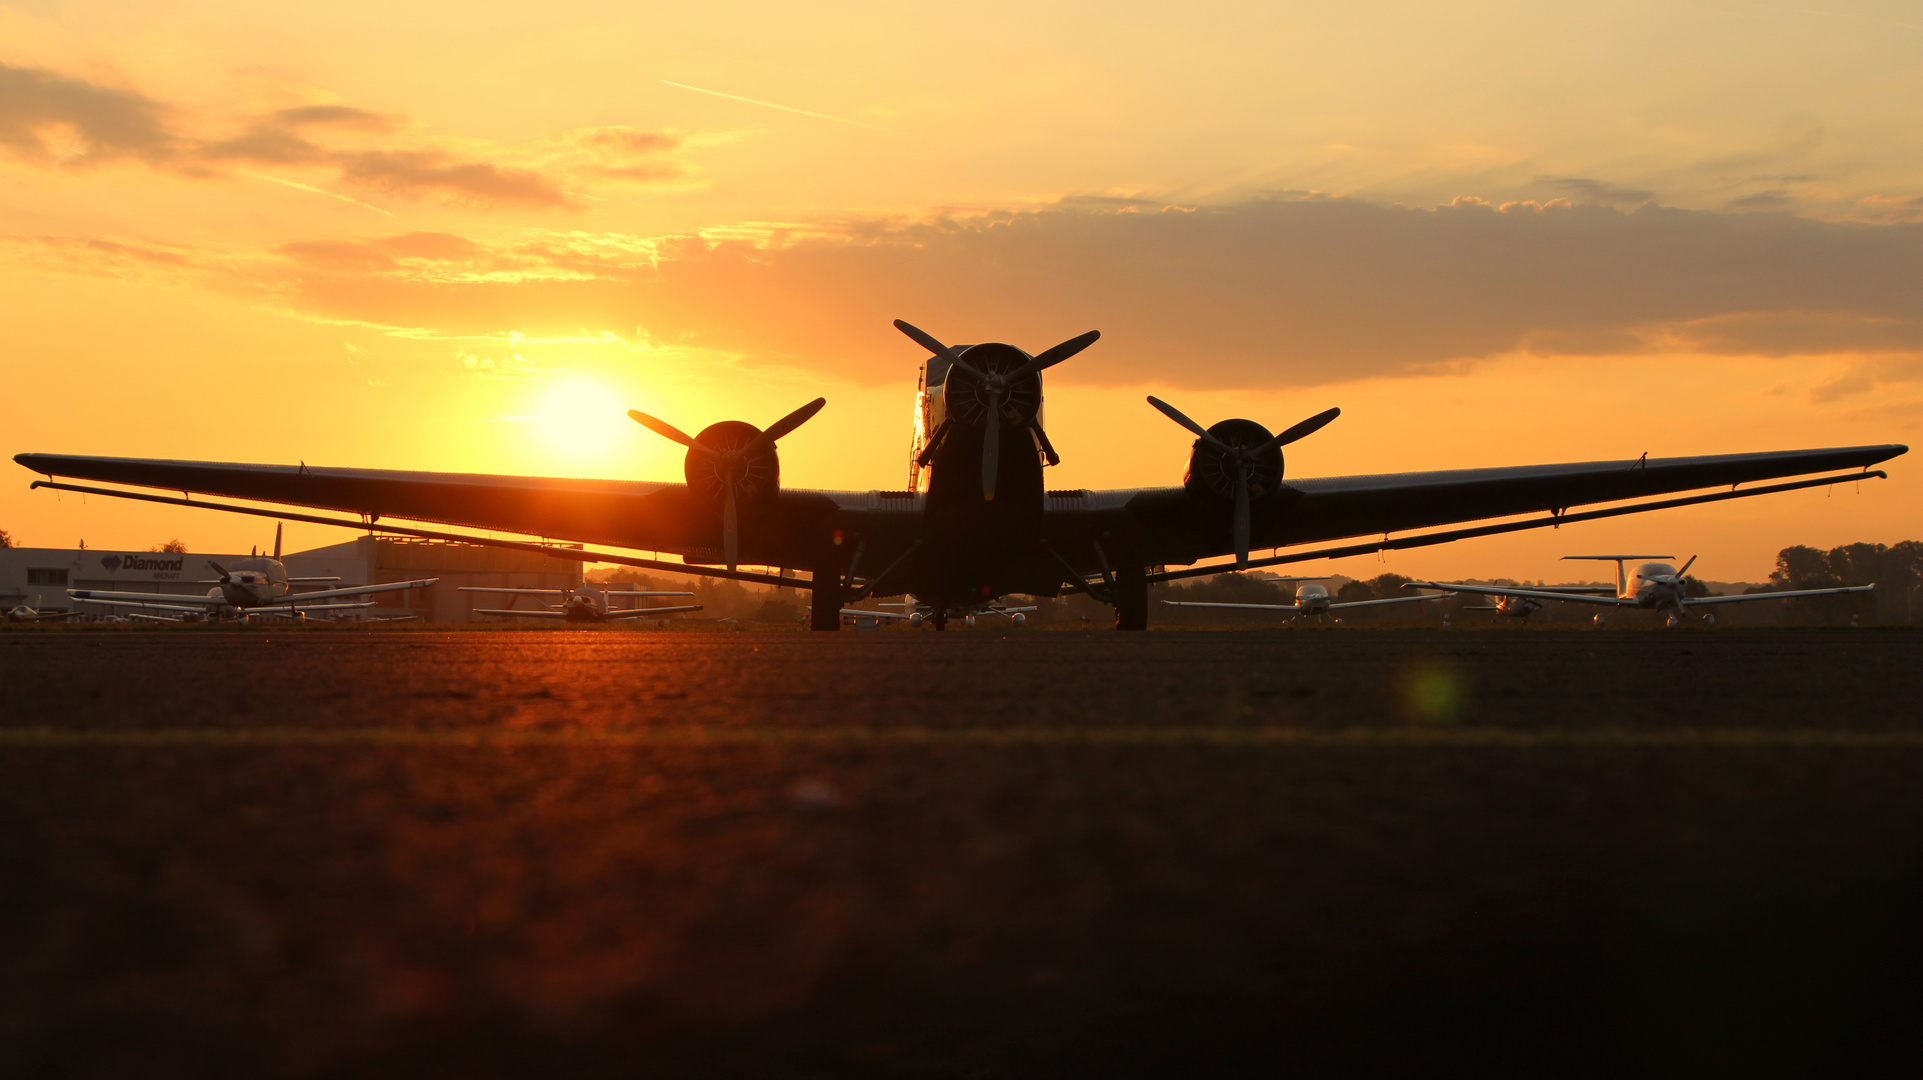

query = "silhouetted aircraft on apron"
[14,319,1909,630]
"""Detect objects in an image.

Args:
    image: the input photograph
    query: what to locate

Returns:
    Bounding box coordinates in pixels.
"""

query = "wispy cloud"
[0,61,688,209]
[654,78,896,133]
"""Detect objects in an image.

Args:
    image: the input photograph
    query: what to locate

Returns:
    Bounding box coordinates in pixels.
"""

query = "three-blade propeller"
[627,398,827,571]
[893,320,1098,500]
[1146,396,1341,569]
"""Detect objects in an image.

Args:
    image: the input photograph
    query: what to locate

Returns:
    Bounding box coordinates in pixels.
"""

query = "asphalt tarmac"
[4,627,1921,1078]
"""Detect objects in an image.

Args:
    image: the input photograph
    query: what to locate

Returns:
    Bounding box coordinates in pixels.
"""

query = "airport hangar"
[0,537,585,622]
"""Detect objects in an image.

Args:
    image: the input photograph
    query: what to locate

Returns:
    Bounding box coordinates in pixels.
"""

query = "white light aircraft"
[67,524,438,623]
[5,605,85,623]
[1411,555,1875,627]
[1162,577,1447,623]
[460,585,699,622]
[842,593,1038,628]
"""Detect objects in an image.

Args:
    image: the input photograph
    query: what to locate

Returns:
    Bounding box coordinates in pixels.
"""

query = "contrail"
[243,171,396,216]
[654,78,896,133]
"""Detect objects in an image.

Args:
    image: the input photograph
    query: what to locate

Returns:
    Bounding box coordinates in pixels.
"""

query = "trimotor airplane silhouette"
[459,585,700,623]
[66,524,439,624]
[1412,555,1877,627]
[13,318,1908,631]
[1162,577,1447,623]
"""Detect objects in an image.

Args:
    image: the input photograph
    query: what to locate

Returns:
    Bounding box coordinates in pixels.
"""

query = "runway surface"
[4,628,1921,1077]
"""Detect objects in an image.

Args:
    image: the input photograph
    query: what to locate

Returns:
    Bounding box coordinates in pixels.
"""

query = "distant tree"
[1770,545,1839,590]
[149,539,187,553]
[0,528,11,548]
[1683,576,1710,599]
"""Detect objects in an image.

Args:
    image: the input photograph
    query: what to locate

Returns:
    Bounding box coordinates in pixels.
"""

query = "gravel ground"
[3,628,1920,1077]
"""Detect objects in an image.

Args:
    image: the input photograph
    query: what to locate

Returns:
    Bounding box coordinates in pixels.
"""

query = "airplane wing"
[602,604,702,619]
[71,595,220,615]
[270,578,437,604]
[1118,445,1906,566]
[273,601,378,614]
[12,452,851,565]
[1408,582,1636,607]
[1327,592,1450,611]
[1161,601,1305,613]
[1683,584,1875,607]
[459,587,567,597]
[15,609,87,622]
[604,591,696,598]
[13,443,1906,583]
[473,608,567,619]
[70,589,224,608]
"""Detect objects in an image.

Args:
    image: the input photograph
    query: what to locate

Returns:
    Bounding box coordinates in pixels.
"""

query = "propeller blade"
[207,560,230,582]
[1261,407,1342,453]
[747,397,827,454]
[982,397,1001,501]
[1233,466,1252,569]
[722,485,739,572]
[1009,329,1100,381]
[893,319,986,381]
[1146,396,1230,450]
[1674,555,1698,579]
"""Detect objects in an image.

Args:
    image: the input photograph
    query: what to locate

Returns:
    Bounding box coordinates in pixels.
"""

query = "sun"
[530,377,633,464]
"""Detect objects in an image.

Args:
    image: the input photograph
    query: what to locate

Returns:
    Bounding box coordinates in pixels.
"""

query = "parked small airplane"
[1410,555,1875,626]
[1163,577,1446,623]
[5,605,85,623]
[842,593,1038,628]
[459,585,699,622]
[68,524,437,623]
[1453,583,1617,618]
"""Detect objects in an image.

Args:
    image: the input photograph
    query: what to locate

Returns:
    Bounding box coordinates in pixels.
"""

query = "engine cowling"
[684,420,780,506]
[1183,418,1284,502]
[938,343,1043,430]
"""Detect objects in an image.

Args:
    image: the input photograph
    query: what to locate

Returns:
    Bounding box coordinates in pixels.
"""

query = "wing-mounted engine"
[628,398,826,571]
[1147,397,1341,568]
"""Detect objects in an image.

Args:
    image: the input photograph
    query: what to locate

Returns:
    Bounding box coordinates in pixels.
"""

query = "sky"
[3,0,1919,582]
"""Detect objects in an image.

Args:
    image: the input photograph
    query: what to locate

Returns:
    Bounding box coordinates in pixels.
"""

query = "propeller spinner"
[893,319,1098,500]
[628,398,826,572]
[1147,397,1340,569]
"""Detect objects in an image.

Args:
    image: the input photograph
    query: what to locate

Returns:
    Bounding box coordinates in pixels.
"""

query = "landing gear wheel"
[1114,563,1148,631]
[1665,613,1681,628]
[1703,613,1716,628]
[933,608,949,632]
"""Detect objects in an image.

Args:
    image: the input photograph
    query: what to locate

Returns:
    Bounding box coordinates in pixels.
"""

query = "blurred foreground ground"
[3,628,1920,1077]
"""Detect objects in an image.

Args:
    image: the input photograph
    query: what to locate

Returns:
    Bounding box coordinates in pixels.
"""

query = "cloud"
[1534,176,1657,206]
[259,195,1923,389]
[334,150,569,206]
[0,62,677,207]
[270,105,399,130]
[0,63,182,167]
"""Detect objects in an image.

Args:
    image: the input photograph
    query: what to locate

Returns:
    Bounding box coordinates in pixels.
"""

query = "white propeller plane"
[1163,576,1448,623]
[66,524,438,624]
[5,604,85,623]
[1410,554,1875,627]
[841,593,1038,628]
[459,584,699,623]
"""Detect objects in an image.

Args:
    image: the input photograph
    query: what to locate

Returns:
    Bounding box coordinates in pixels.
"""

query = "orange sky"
[3,1,1918,582]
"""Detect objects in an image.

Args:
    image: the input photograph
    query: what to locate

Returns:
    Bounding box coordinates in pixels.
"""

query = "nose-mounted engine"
[628,398,826,571]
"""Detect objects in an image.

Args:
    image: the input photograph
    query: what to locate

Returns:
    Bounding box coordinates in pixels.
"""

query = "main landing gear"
[1114,564,1148,631]
[933,608,949,632]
